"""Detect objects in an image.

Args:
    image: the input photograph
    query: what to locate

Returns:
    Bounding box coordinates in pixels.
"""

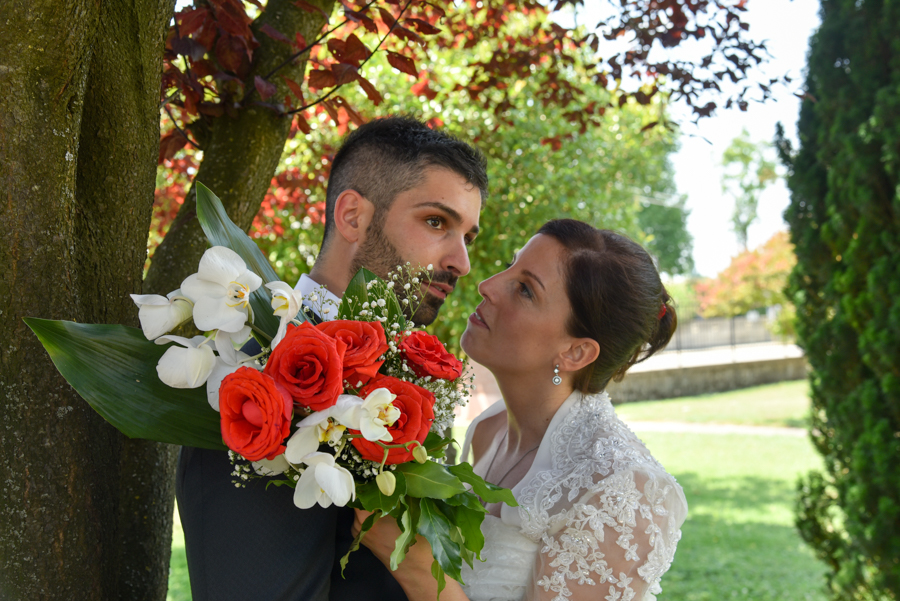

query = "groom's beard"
[350,222,455,326]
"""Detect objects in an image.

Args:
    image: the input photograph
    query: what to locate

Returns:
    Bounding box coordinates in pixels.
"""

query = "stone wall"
[605,356,809,403]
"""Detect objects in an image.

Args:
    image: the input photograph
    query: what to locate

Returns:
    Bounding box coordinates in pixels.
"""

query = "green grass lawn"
[170,380,828,600]
[614,380,811,428]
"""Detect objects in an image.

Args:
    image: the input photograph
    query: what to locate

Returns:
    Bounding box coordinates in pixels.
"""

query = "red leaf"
[332,63,358,86]
[640,120,659,132]
[282,76,306,104]
[377,7,396,27]
[386,51,417,76]
[322,99,340,123]
[334,96,364,126]
[198,101,225,117]
[294,114,312,135]
[308,69,336,90]
[295,0,329,17]
[410,79,437,100]
[178,7,210,37]
[254,75,277,101]
[294,32,308,49]
[260,23,291,45]
[404,18,440,35]
[392,26,422,45]
[356,76,383,105]
[342,34,370,66]
[215,34,247,73]
[191,59,217,78]
[158,132,189,164]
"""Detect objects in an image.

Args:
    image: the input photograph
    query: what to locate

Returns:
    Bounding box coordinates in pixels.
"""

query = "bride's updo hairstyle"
[537,219,677,393]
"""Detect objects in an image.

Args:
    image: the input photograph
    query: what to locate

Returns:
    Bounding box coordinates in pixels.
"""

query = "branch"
[163,104,201,150]
[286,0,415,116]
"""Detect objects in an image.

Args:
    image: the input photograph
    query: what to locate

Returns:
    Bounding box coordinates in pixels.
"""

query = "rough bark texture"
[74,0,178,598]
[0,0,174,598]
[143,0,336,296]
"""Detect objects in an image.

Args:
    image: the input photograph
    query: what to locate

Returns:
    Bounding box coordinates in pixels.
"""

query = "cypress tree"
[778,1,900,598]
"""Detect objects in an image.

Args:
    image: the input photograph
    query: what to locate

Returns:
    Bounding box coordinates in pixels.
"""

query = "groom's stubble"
[349,212,457,326]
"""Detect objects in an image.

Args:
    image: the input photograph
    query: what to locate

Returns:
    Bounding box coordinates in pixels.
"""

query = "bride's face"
[461,234,575,376]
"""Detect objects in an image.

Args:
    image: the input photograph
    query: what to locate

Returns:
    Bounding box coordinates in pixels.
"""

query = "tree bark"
[0,1,106,598]
[0,0,174,598]
[143,0,336,296]
[74,0,178,598]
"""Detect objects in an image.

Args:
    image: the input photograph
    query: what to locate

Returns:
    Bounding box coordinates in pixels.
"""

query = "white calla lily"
[205,351,257,410]
[293,452,356,509]
[252,454,290,476]
[285,396,359,461]
[155,335,216,389]
[130,289,193,340]
[266,281,305,349]
[181,246,262,333]
[340,387,399,443]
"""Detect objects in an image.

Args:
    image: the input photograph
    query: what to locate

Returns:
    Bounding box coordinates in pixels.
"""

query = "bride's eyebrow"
[521,269,545,291]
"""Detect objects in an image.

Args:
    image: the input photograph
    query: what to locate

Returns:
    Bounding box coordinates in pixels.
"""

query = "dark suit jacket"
[175,323,408,601]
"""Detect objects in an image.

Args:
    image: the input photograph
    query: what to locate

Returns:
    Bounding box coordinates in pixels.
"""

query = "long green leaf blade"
[448,462,517,506]
[25,318,225,450]
[194,181,285,337]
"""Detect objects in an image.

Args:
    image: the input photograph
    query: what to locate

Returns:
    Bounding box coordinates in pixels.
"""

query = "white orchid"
[252,454,290,476]
[155,335,216,389]
[285,395,359,462]
[293,452,356,509]
[339,387,399,443]
[205,351,257,410]
[181,246,262,333]
[214,325,253,366]
[266,281,305,349]
[130,289,193,340]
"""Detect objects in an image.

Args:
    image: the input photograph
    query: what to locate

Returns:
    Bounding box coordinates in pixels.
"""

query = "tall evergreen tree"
[778,1,900,597]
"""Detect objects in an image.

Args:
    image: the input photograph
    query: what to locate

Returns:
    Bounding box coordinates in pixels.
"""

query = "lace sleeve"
[529,469,685,601]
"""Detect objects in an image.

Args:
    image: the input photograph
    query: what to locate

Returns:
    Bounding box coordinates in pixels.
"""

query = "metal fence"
[661,313,778,352]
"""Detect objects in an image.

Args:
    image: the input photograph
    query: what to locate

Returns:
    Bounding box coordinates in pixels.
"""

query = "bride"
[354,219,688,601]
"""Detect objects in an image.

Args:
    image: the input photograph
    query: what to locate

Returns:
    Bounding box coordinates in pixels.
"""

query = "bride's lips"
[468,306,489,330]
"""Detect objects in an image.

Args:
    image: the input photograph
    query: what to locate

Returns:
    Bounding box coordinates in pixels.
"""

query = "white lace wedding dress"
[459,391,687,601]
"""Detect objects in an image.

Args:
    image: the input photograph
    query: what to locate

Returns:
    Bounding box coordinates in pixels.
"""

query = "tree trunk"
[74,0,177,598]
[143,0,336,296]
[0,0,173,598]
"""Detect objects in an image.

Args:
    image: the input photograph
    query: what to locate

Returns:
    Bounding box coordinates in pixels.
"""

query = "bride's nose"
[476,273,500,302]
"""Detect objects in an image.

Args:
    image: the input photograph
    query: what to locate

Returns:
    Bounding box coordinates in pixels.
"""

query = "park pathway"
[626,420,807,437]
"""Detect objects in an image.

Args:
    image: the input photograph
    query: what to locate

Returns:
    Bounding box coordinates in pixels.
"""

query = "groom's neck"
[308,253,351,298]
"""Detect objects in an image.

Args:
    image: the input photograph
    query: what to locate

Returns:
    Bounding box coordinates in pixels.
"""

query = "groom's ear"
[558,338,600,373]
[332,189,376,244]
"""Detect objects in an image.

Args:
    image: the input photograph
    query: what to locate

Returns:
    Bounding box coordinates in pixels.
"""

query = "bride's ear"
[557,338,600,374]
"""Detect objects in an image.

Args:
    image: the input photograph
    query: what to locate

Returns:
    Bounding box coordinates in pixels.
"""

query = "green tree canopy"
[722,128,778,250]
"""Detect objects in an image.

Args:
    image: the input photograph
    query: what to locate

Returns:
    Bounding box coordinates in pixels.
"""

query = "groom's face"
[351,166,482,325]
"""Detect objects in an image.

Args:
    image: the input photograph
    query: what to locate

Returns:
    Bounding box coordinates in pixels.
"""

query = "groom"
[176,116,488,601]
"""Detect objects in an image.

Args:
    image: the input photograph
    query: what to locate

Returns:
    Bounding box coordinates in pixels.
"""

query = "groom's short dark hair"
[321,116,488,247]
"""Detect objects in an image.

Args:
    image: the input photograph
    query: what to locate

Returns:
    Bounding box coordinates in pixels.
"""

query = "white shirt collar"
[293,273,342,322]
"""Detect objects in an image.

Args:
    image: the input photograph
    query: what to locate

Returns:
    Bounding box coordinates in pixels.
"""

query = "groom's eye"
[425,216,443,229]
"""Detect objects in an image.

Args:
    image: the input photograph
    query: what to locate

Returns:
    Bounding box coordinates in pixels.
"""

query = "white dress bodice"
[459,391,687,601]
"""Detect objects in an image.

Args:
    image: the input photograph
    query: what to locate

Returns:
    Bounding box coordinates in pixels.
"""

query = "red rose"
[316,320,389,387]
[219,367,293,461]
[400,331,464,380]
[350,375,435,465]
[264,321,347,411]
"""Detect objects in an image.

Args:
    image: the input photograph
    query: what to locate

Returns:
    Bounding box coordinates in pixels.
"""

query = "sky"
[669,1,822,276]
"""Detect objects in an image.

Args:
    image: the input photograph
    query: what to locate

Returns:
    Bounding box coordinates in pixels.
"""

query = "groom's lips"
[425,282,453,299]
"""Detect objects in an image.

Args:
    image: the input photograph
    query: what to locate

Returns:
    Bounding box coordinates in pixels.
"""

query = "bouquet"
[26,183,514,593]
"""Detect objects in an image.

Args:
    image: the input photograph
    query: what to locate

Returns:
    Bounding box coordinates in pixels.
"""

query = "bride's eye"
[518,282,533,299]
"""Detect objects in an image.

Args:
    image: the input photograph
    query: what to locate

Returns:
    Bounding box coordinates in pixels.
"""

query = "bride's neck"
[493,372,574,449]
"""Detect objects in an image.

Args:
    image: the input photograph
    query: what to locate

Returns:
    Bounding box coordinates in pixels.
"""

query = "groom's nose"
[440,235,471,277]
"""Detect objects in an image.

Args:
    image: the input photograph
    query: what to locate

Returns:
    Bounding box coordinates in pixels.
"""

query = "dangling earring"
[552,365,562,386]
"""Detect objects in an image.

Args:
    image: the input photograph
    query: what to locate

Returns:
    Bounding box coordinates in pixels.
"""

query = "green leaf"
[431,560,446,600]
[356,471,407,514]
[398,461,467,499]
[424,431,452,459]
[24,319,225,450]
[417,498,462,582]
[338,268,406,328]
[441,491,488,514]
[448,463,518,506]
[340,510,379,577]
[436,499,486,561]
[194,181,287,338]
[389,496,420,571]
[449,526,475,570]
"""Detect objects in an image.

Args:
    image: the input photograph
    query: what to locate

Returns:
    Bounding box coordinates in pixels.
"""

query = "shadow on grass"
[663,472,829,601]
